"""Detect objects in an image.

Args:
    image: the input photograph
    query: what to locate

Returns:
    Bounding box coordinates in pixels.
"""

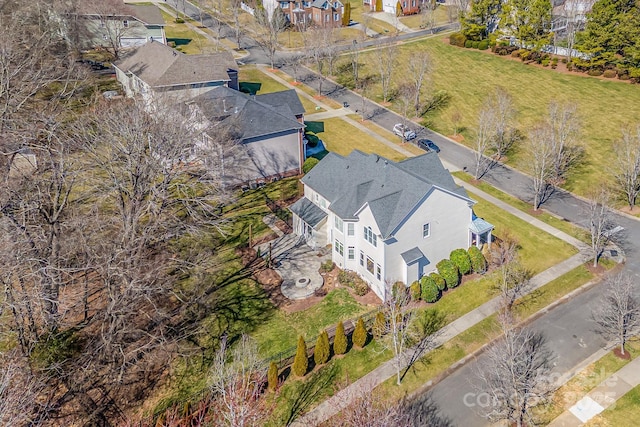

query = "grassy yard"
[454,171,591,244]
[535,339,640,425]
[160,10,220,54]
[238,66,320,113]
[309,117,408,161]
[339,36,640,198]
[588,382,640,427]
[251,288,372,358]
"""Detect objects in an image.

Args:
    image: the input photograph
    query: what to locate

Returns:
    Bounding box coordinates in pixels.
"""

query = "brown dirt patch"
[280,295,325,313]
[613,346,632,360]
[620,206,640,215]
[291,81,301,85]
[237,246,258,267]
[528,208,544,216]
[584,262,606,276]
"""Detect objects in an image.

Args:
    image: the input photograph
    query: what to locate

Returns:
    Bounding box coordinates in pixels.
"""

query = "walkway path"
[549,355,640,426]
[368,11,414,33]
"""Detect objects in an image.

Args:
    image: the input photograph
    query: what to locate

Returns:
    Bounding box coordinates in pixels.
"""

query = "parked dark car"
[417,139,440,153]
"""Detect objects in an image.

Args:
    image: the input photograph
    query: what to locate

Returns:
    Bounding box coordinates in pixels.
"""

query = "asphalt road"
[161,3,640,424]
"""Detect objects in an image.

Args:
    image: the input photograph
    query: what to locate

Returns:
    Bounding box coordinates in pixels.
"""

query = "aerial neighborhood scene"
[2,0,640,425]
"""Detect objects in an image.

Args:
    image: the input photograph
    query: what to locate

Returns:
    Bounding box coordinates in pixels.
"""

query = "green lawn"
[589,383,640,427]
[312,117,408,161]
[454,171,591,244]
[160,10,220,54]
[251,288,371,358]
[341,36,640,197]
[238,66,320,113]
[398,5,452,29]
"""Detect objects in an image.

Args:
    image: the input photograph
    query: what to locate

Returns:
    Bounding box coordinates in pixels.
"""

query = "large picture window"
[364,226,377,247]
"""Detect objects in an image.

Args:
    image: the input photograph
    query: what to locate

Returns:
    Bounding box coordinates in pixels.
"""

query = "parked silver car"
[392,123,417,140]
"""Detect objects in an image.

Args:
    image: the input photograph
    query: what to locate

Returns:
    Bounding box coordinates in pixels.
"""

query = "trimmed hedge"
[353,317,368,348]
[303,157,319,173]
[464,40,473,48]
[410,280,421,300]
[449,32,466,47]
[333,321,347,355]
[420,275,437,302]
[468,246,487,273]
[430,272,446,291]
[450,249,472,275]
[422,280,439,303]
[478,40,489,50]
[437,259,460,288]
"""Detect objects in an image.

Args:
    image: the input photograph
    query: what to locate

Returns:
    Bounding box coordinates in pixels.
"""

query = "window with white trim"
[423,223,430,238]
[359,251,364,266]
[347,222,354,236]
[123,20,129,27]
[348,246,355,260]
[364,226,377,247]
[334,216,343,233]
[366,256,374,274]
[325,14,329,21]
[376,264,381,280]
[335,239,343,256]
[334,13,339,21]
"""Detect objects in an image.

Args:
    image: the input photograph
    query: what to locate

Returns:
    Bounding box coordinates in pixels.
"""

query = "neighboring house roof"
[301,150,471,239]
[311,0,342,7]
[74,0,165,25]
[255,90,305,117]
[190,86,304,140]
[114,41,237,88]
[290,197,328,228]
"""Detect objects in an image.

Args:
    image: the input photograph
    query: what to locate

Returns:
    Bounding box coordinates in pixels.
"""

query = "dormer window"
[333,1,339,7]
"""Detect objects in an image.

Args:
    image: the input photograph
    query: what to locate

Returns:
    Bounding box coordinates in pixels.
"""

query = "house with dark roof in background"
[113,41,239,103]
[71,0,166,49]
[290,150,493,300]
[187,86,306,184]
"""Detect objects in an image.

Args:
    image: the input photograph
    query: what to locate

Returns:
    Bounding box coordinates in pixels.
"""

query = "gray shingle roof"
[400,247,427,265]
[114,41,237,88]
[255,90,305,117]
[290,197,328,228]
[74,1,164,25]
[190,86,304,140]
[301,150,471,238]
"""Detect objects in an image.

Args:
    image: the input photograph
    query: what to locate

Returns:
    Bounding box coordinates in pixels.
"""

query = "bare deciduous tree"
[547,101,582,184]
[255,7,288,69]
[230,0,244,49]
[525,124,555,210]
[487,87,517,160]
[420,0,438,30]
[209,334,272,426]
[0,352,48,426]
[592,273,640,356]
[585,187,615,267]
[496,259,531,312]
[373,40,398,104]
[333,380,413,427]
[474,106,496,179]
[405,51,432,116]
[612,123,640,210]
[475,314,555,427]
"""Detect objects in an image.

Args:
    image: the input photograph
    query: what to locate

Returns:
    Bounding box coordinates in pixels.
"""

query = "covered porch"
[469,216,494,248]
[289,197,328,250]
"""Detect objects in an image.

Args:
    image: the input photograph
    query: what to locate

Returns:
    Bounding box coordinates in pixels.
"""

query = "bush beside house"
[437,259,460,288]
[468,246,487,273]
[450,248,472,275]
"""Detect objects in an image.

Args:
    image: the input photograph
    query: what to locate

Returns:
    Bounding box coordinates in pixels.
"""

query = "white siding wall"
[354,206,386,300]
[385,188,472,285]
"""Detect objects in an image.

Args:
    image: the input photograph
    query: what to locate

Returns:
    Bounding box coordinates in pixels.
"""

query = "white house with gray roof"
[290,150,493,300]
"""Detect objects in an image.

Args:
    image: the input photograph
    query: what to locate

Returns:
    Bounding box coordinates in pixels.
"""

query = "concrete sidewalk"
[367,11,414,33]
[549,355,640,426]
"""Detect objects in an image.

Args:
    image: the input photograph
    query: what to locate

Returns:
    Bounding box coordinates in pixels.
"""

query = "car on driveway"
[416,139,440,153]
[393,123,416,140]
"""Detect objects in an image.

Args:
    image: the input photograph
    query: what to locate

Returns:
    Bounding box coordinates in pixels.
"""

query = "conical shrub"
[292,335,308,377]
[373,311,386,339]
[333,321,347,355]
[352,317,368,349]
[268,361,278,391]
[314,330,330,365]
